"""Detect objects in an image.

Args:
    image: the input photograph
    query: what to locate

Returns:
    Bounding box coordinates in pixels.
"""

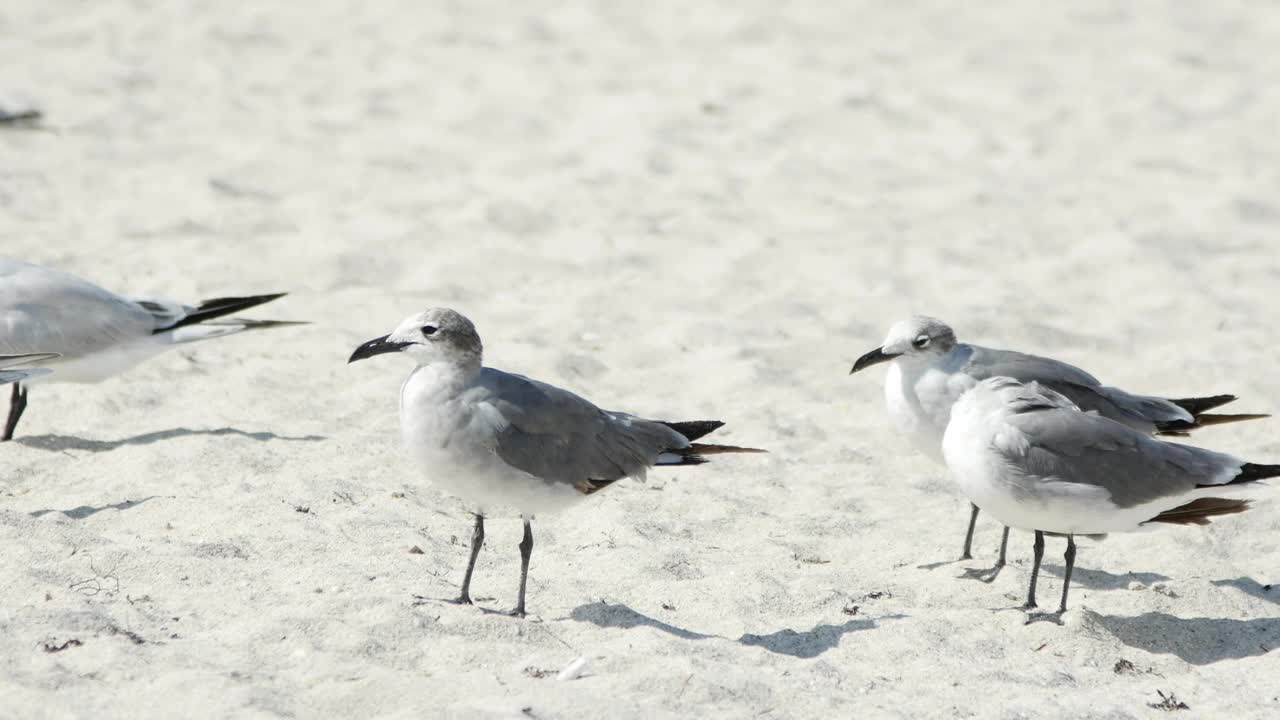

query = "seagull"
[943,376,1279,620]
[0,259,304,440]
[849,315,1266,577]
[348,307,765,617]
[0,353,58,386]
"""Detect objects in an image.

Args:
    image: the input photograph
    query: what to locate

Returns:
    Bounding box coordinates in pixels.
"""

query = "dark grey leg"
[1056,534,1076,615]
[2,383,27,442]
[960,514,1011,583]
[973,525,1014,583]
[1023,530,1045,609]
[510,518,533,618]
[960,503,980,560]
[453,514,484,605]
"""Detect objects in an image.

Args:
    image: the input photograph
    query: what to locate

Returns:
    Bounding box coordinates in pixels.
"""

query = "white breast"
[884,360,974,463]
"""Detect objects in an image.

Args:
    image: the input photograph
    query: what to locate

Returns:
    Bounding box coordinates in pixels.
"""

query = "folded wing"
[480,369,691,492]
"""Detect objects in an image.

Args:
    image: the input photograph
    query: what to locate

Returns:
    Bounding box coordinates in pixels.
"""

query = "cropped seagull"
[0,353,58,386]
[943,376,1279,620]
[850,316,1265,576]
[348,307,765,617]
[0,259,304,440]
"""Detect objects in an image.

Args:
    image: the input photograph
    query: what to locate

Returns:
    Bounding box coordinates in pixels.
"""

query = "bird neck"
[412,356,481,393]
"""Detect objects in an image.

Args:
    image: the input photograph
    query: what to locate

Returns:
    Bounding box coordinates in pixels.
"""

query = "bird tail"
[657,443,768,466]
[168,318,309,345]
[685,442,768,456]
[1146,497,1253,526]
[154,293,298,334]
[655,419,766,466]
[154,294,307,344]
[1155,393,1268,435]
[1155,412,1269,435]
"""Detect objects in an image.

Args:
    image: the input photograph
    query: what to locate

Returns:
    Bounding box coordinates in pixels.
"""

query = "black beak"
[850,346,898,374]
[348,335,412,363]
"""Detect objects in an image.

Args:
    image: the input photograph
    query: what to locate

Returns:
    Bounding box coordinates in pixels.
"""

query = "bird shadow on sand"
[568,601,719,641]
[917,558,965,571]
[1042,565,1171,590]
[737,620,881,659]
[1210,577,1277,604]
[1095,612,1280,665]
[14,427,327,453]
[30,495,162,520]
[568,601,887,658]
[920,559,1169,591]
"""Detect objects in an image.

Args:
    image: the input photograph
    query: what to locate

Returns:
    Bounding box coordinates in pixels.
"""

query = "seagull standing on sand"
[0,259,304,440]
[943,376,1279,620]
[849,316,1265,577]
[348,308,765,617]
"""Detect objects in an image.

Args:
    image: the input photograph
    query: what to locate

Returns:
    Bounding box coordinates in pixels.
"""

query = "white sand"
[3,1,1279,717]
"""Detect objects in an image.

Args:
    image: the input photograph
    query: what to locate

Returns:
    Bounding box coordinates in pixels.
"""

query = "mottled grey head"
[348,307,483,368]
[850,315,958,373]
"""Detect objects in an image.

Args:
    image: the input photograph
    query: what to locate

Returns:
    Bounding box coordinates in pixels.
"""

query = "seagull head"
[850,315,957,374]
[348,307,483,368]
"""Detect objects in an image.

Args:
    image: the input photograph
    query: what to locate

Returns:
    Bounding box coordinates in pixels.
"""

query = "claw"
[960,561,1006,583]
[1023,610,1065,626]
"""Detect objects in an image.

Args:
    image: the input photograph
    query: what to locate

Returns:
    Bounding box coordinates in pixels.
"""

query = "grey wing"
[1004,408,1241,508]
[0,352,59,370]
[0,352,56,383]
[480,369,688,491]
[1061,384,1191,429]
[966,345,1188,431]
[1,368,45,384]
[0,260,167,357]
[965,345,1102,388]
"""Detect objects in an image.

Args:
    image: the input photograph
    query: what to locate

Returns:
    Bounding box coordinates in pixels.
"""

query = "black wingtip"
[154,293,292,333]
[201,291,289,305]
[1168,394,1238,415]
[659,420,726,442]
[1197,462,1280,489]
[1236,463,1280,483]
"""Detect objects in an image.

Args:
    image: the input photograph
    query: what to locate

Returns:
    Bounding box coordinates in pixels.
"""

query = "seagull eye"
[912,335,930,349]
[421,325,438,336]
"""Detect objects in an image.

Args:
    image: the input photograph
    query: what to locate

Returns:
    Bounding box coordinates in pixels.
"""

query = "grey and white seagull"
[850,315,1265,577]
[349,307,765,617]
[0,259,304,440]
[943,376,1279,620]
